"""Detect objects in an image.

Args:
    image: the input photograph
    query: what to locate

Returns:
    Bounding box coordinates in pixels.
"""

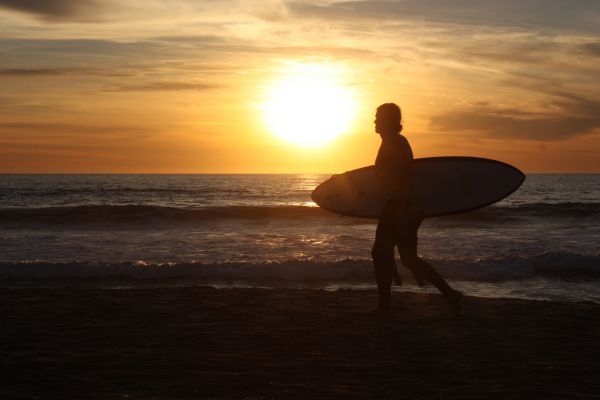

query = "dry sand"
[1,287,599,399]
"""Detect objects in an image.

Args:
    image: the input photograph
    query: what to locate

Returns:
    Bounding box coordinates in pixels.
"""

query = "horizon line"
[1,171,599,175]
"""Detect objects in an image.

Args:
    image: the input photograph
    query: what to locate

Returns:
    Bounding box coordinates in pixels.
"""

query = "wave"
[1,252,598,286]
[5,187,253,196]
[0,202,598,227]
[0,204,332,227]
[479,202,600,219]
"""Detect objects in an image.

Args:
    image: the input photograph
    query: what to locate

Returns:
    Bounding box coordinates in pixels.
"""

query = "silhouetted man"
[371,103,462,314]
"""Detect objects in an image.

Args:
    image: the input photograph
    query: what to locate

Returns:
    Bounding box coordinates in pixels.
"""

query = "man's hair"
[377,103,402,124]
[377,103,402,133]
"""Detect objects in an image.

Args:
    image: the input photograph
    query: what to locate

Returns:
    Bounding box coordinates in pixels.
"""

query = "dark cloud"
[0,37,373,72]
[0,67,136,78]
[0,38,162,64]
[0,0,103,21]
[106,82,219,92]
[0,68,79,76]
[292,0,599,33]
[0,37,245,68]
[579,42,600,57]
[429,92,600,141]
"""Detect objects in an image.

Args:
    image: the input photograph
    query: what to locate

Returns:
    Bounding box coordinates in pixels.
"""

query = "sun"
[262,63,357,148]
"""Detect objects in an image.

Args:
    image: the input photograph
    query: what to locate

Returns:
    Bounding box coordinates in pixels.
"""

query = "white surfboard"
[311,157,525,218]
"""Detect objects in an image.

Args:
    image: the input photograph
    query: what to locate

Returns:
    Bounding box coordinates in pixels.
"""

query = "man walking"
[371,103,462,314]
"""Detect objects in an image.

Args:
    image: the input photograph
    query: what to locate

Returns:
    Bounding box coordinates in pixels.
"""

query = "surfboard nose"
[311,174,357,215]
[310,182,327,205]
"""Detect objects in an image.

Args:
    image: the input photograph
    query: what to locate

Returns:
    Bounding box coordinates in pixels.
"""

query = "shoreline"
[2,287,599,399]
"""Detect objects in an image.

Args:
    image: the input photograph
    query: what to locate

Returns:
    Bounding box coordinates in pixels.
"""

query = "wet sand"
[1,287,599,399]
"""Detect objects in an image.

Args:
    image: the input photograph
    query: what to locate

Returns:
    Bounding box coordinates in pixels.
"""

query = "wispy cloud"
[579,42,600,57]
[0,67,83,76]
[0,122,156,138]
[0,0,106,21]
[0,0,290,24]
[239,0,288,22]
[429,92,600,141]
[0,66,173,80]
[106,81,219,92]
[291,0,600,32]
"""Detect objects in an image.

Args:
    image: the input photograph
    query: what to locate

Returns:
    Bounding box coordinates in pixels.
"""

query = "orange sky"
[1,0,599,173]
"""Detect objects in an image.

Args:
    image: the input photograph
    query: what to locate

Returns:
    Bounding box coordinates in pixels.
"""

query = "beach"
[2,287,599,399]
[2,0,600,398]
[1,174,599,399]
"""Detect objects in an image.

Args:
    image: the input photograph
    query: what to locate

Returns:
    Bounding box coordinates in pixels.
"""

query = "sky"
[1,0,599,173]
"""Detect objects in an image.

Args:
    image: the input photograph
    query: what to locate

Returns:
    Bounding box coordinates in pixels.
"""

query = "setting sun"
[262,63,357,148]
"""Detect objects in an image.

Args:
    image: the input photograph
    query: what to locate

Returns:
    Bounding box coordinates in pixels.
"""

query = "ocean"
[1,173,599,303]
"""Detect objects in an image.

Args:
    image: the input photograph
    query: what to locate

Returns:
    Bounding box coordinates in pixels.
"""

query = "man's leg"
[399,247,462,314]
[372,221,396,311]
[398,218,462,314]
[399,247,453,296]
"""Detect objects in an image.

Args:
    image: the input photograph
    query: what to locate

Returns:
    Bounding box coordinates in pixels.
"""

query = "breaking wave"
[1,251,598,287]
[0,204,331,227]
[1,202,599,227]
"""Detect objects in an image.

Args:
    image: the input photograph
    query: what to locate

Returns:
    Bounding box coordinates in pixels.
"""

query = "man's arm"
[375,135,413,204]
[392,136,414,205]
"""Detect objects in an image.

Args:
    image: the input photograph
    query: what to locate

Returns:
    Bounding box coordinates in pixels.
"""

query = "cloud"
[579,42,600,57]
[429,92,600,141]
[0,38,164,63]
[0,122,158,145]
[0,0,105,21]
[291,0,600,33]
[106,81,219,92]
[0,0,289,23]
[239,0,288,21]
[0,66,146,79]
[0,68,81,76]
[0,37,244,68]
[414,34,600,86]
[0,122,152,134]
[432,37,561,65]
[0,98,69,115]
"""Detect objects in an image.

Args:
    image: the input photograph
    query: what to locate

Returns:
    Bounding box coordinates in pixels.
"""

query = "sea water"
[1,174,599,303]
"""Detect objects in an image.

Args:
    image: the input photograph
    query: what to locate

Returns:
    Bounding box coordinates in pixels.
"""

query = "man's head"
[374,103,402,135]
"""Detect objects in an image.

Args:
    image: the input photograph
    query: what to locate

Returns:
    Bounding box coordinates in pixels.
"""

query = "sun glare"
[262,63,357,148]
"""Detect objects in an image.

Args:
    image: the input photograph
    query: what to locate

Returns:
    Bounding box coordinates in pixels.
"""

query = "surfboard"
[311,157,525,218]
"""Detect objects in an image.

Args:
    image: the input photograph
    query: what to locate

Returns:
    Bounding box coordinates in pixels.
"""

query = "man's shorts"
[375,199,423,248]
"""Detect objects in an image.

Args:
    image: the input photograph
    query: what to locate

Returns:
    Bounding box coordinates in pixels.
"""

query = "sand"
[1,287,599,399]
